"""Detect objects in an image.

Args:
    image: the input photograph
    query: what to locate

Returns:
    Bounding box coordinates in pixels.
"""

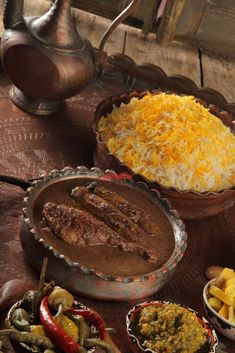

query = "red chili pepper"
[39,297,82,353]
[68,308,106,340]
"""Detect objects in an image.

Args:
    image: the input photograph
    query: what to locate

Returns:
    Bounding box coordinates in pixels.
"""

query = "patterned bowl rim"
[203,279,235,328]
[94,89,235,197]
[22,166,187,284]
[126,300,218,353]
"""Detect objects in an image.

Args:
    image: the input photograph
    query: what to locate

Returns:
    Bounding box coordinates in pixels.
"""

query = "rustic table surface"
[0,7,235,353]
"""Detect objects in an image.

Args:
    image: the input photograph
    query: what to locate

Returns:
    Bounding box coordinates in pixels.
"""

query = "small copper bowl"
[126,300,218,353]
[93,90,235,220]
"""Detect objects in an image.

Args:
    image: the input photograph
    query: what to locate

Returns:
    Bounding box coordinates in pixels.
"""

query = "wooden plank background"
[77,9,235,102]
[175,0,235,59]
[0,1,234,102]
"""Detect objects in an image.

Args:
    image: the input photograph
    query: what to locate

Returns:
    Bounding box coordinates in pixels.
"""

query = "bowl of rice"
[93,90,235,220]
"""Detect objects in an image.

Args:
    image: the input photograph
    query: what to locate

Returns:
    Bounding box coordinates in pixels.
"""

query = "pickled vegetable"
[207,266,235,323]
[11,308,30,332]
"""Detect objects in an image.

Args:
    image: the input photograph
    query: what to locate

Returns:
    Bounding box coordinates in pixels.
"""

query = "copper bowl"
[19,166,187,302]
[126,300,218,353]
[93,90,235,220]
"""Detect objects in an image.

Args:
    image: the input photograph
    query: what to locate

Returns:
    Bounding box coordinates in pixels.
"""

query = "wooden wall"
[0,1,234,103]
[175,0,235,59]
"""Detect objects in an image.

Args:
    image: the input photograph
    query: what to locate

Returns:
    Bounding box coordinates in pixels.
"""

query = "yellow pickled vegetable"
[208,266,235,325]
[48,286,74,312]
[209,285,235,306]
[218,304,228,319]
[219,268,235,280]
[225,284,235,297]
[55,315,79,342]
[30,325,47,337]
[228,306,235,323]
[226,277,235,287]
[208,297,222,312]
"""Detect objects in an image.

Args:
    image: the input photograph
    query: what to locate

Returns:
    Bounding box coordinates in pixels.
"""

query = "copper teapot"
[1,0,140,115]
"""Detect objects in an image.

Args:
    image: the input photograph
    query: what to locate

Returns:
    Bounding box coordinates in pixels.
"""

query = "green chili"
[34,281,55,316]
[11,308,31,332]
[84,338,114,353]
[21,290,37,313]
[21,282,55,318]
[65,313,90,346]
[30,345,41,352]
[0,329,55,350]
[48,287,74,316]
[0,337,7,353]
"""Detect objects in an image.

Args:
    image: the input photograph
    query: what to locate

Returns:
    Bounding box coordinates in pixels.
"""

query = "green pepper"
[0,337,7,353]
[0,329,55,350]
[11,308,31,332]
[34,281,55,316]
[21,290,37,313]
[30,345,41,352]
[21,282,55,317]
[84,338,114,353]
[55,314,79,342]
[48,287,74,315]
[65,313,90,345]
[30,325,47,337]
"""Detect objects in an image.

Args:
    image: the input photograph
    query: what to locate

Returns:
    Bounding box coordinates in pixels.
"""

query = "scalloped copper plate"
[20,166,187,301]
[93,90,235,220]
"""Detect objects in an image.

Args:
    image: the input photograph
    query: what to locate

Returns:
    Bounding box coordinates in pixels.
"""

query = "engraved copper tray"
[0,55,235,353]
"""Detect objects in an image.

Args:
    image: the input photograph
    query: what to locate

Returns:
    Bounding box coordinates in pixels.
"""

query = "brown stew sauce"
[33,178,175,277]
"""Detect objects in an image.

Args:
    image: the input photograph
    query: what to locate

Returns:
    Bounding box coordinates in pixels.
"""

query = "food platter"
[16,166,186,301]
[93,90,235,220]
[0,55,235,353]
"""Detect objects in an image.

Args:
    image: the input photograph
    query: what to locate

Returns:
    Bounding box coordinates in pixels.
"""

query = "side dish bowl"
[4,284,110,353]
[203,279,235,341]
[18,166,187,301]
[93,90,235,220]
[126,300,218,353]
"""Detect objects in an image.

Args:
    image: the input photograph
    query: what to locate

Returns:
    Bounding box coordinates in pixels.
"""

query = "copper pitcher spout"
[3,0,25,30]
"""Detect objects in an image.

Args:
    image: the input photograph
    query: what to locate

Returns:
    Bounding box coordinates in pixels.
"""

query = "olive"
[205,266,224,280]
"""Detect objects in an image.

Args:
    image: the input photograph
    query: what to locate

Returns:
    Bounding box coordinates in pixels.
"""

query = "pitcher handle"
[0,174,32,190]
[99,0,141,52]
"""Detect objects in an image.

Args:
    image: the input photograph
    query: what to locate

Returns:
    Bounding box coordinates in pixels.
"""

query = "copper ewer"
[1,0,140,115]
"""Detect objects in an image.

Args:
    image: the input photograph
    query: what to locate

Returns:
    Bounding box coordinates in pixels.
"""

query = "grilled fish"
[90,184,157,234]
[71,186,159,261]
[42,202,157,262]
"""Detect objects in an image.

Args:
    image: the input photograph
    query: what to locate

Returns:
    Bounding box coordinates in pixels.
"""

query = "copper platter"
[17,165,187,301]
[0,55,235,353]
